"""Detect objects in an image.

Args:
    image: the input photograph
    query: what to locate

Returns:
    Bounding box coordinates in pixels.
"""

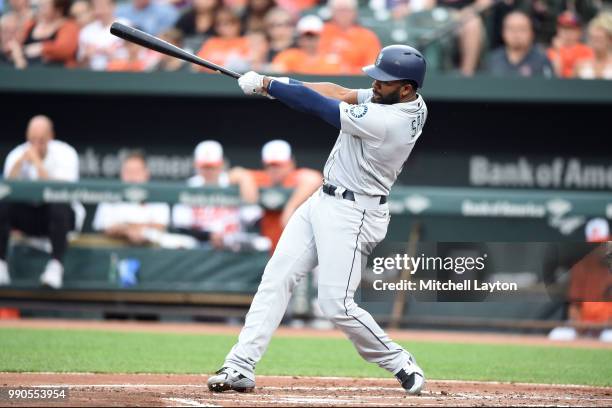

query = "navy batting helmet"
[363,45,427,88]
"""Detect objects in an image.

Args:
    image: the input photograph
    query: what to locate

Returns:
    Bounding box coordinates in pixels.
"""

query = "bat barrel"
[109,22,241,79]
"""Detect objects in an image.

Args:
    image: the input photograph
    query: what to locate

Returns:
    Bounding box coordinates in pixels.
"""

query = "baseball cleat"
[207,367,255,393]
[395,357,425,395]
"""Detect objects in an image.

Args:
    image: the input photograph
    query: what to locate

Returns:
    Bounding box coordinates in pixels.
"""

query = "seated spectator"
[435,0,488,76]
[92,152,170,246]
[520,0,598,46]
[70,0,94,28]
[78,0,129,71]
[4,0,34,39]
[150,28,192,71]
[172,140,266,251]
[174,0,220,39]
[106,40,146,71]
[240,0,276,33]
[0,14,22,66]
[567,218,612,331]
[18,0,80,68]
[250,140,322,251]
[115,0,179,36]
[485,11,554,77]
[224,29,271,72]
[547,11,593,78]
[0,115,80,289]
[319,0,381,74]
[246,30,271,71]
[574,12,612,79]
[197,8,249,71]
[185,140,258,200]
[263,7,295,61]
[272,15,344,74]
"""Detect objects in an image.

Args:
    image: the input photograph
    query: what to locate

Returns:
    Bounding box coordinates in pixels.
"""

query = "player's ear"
[400,83,412,98]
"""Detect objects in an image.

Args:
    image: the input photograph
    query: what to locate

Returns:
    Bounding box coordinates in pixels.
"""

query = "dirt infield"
[1,319,611,406]
[2,373,612,407]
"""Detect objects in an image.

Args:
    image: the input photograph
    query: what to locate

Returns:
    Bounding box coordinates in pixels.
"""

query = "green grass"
[1,328,611,386]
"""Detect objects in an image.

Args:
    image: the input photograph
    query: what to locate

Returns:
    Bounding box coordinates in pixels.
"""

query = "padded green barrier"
[7,245,268,293]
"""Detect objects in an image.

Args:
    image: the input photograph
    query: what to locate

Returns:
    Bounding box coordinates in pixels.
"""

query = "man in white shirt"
[78,0,129,70]
[0,115,79,289]
[93,151,170,244]
[172,140,268,251]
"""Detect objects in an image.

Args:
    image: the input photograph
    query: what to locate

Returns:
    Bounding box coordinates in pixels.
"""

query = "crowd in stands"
[0,114,322,289]
[0,0,611,77]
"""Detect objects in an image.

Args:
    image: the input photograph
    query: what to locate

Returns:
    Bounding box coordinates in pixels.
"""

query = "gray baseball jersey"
[324,89,428,196]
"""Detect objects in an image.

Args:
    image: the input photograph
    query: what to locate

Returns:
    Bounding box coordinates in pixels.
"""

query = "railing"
[2,179,610,218]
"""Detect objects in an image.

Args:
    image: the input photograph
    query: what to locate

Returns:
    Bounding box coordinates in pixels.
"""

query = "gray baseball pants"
[224,188,411,380]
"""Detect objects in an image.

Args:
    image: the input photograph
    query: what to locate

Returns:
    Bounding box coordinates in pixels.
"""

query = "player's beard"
[373,88,401,105]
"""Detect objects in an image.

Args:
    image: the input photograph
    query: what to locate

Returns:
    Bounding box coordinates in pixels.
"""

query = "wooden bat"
[109,22,241,79]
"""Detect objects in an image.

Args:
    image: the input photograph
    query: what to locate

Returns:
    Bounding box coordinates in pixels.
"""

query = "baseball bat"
[109,22,241,79]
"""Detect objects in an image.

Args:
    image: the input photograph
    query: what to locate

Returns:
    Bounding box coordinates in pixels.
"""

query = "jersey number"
[410,111,426,139]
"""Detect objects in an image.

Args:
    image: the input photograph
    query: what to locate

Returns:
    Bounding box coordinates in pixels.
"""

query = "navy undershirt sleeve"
[267,80,341,129]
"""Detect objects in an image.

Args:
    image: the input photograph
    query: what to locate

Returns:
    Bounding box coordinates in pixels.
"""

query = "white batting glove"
[238,71,265,96]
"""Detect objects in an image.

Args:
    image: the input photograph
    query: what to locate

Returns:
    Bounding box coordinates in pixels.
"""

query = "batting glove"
[238,71,265,96]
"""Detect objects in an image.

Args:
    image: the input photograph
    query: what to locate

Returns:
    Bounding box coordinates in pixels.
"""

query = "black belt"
[322,183,387,205]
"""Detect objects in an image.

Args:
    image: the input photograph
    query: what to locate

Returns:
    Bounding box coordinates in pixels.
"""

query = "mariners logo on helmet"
[363,44,427,88]
[376,52,383,66]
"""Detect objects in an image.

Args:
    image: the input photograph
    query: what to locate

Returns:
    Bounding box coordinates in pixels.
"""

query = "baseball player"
[208,44,428,395]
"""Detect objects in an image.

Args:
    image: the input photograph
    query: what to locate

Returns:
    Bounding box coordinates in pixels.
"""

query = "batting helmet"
[362,45,427,88]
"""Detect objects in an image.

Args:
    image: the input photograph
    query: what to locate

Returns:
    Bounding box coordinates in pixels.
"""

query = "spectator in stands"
[547,11,593,78]
[435,0,488,76]
[150,28,192,71]
[250,140,321,251]
[186,140,258,201]
[272,15,344,74]
[241,0,276,33]
[78,0,129,71]
[226,29,272,72]
[92,152,171,245]
[106,39,146,71]
[520,0,599,46]
[566,218,612,333]
[485,10,554,77]
[4,0,33,39]
[0,115,80,289]
[18,0,80,67]
[197,7,249,71]
[171,140,265,251]
[319,0,381,74]
[115,0,179,36]
[70,0,94,28]
[263,7,295,61]
[174,0,220,40]
[574,12,612,79]
[0,14,23,66]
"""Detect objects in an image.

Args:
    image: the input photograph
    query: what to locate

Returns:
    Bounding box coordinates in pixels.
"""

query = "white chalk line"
[164,397,218,407]
[27,384,611,404]
[12,373,610,390]
[29,383,612,399]
[187,394,606,408]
